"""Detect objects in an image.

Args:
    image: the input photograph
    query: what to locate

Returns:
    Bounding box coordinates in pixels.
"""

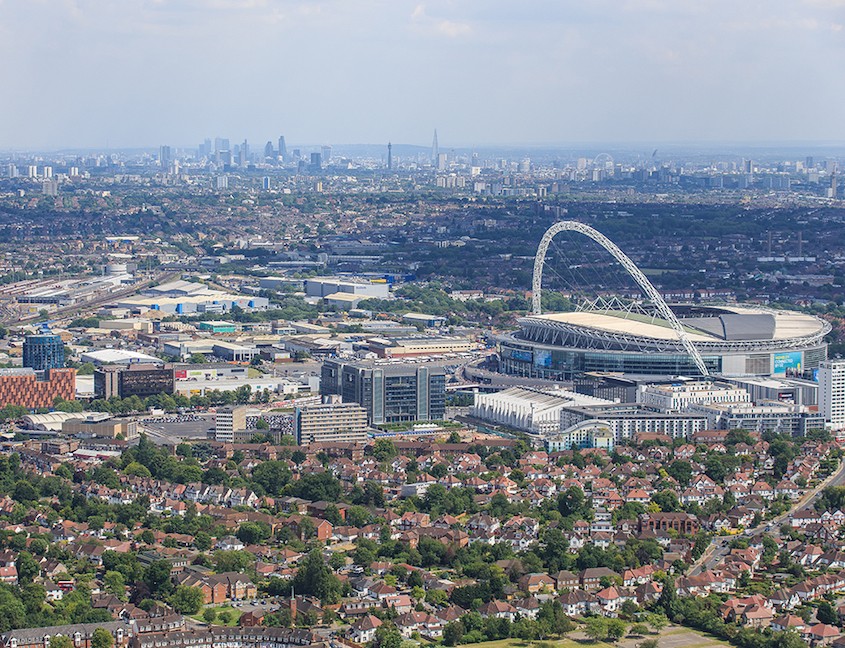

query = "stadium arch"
[530,220,710,377]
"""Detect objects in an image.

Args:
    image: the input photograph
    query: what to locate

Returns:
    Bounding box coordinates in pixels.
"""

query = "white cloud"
[437,19,471,37]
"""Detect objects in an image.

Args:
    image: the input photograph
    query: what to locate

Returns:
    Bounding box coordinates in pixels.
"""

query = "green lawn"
[191,604,242,626]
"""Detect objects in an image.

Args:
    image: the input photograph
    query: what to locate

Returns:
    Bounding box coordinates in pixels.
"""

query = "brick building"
[0,368,75,409]
[639,512,700,535]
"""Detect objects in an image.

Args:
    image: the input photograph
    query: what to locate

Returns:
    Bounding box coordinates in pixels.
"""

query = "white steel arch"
[531,221,710,377]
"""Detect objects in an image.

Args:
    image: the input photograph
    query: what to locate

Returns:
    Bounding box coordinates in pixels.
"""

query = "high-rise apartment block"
[819,360,845,434]
[23,334,65,371]
[295,396,369,445]
[213,406,247,443]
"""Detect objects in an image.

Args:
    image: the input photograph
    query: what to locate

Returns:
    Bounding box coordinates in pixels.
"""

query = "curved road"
[690,457,845,576]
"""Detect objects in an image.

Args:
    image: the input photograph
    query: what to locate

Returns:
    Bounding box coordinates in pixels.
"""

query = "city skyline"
[1,0,844,149]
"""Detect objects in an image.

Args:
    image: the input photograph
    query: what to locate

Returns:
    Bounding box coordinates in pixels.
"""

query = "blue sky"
[1,0,844,149]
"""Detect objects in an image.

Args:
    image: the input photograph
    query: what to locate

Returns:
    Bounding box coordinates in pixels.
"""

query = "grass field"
[191,604,242,626]
[457,625,730,648]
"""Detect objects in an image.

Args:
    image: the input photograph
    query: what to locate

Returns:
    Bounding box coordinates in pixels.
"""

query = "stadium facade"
[502,221,830,381]
[500,304,829,380]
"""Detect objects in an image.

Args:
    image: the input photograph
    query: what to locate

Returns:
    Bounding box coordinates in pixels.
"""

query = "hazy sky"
[1,0,844,149]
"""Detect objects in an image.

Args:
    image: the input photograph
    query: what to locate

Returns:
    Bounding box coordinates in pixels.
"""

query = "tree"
[606,618,627,641]
[217,610,232,624]
[194,532,212,552]
[237,521,271,545]
[91,628,114,648]
[373,624,403,648]
[371,439,397,462]
[817,600,837,625]
[443,621,465,646]
[145,560,175,597]
[12,480,38,503]
[168,585,205,614]
[251,461,291,496]
[584,617,608,642]
[291,549,343,604]
[645,612,668,634]
[15,551,39,583]
[48,637,73,648]
[630,623,649,637]
[104,571,127,600]
[203,608,217,624]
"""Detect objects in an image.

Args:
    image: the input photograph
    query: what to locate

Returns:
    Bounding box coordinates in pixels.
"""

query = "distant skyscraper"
[806,156,814,170]
[239,140,249,167]
[278,136,287,161]
[387,142,393,171]
[264,141,275,159]
[159,146,171,170]
[7,164,17,179]
[42,166,53,178]
[432,129,439,165]
[23,334,65,371]
[310,152,322,171]
[215,175,228,190]
[321,145,332,165]
[214,137,229,153]
[262,176,271,190]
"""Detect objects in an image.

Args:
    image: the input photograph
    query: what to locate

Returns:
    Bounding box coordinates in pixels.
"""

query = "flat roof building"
[817,359,845,435]
[295,397,368,445]
[23,334,65,371]
[321,359,446,425]
[0,368,76,409]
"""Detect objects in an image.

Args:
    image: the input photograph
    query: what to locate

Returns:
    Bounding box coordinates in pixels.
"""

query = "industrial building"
[321,359,446,425]
[304,277,390,300]
[367,336,479,358]
[295,396,369,445]
[80,349,164,366]
[116,279,269,315]
[62,413,138,439]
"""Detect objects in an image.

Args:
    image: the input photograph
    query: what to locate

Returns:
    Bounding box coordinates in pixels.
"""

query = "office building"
[387,142,392,171]
[819,360,845,434]
[94,364,175,399]
[321,360,446,425]
[310,152,322,171]
[23,333,65,371]
[0,368,76,409]
[214,406,247,443]
[295,396,369,445]
[264,141,274,159]
[278,136,287,161]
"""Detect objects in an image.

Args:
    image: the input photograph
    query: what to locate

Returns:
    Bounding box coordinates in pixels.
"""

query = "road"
[689,456,845,576]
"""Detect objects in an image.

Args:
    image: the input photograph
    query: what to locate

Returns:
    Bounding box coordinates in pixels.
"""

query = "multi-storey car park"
[499,222,831,381]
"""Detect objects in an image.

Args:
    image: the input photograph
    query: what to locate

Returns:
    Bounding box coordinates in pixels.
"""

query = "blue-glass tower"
[23,334,65,371]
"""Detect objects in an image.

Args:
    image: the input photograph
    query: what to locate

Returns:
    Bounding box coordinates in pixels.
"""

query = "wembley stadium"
[499,304,831,380]
[499,221,831,380]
